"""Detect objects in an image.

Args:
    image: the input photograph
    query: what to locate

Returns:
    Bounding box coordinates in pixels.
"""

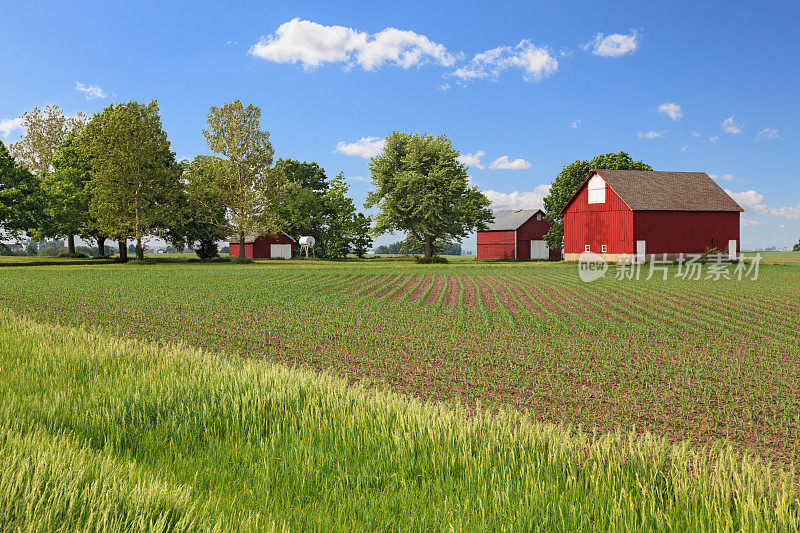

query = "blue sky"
[2,0,798,250]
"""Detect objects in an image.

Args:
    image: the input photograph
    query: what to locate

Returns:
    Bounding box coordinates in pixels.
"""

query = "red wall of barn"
[516,215,560,259]
[229,234,294,259]
[563,184,634,254]
[633,211,740,254]
[477,230,515,259]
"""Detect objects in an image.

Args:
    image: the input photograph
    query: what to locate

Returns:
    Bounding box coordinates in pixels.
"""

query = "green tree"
[273,159,330,255]
[323,172,356,259]
[39,132,93,254]
[172,157,230,261]
[350,213,373,258]
[83,101,181,261]
[200,100,291,259]
[9,105,86,178]
[793,239,799,252]
[542,152,653,249]
[0,141,44,240]
[366,132,492,261]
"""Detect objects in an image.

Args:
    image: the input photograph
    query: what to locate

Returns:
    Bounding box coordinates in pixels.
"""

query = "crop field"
[1,258,799,468]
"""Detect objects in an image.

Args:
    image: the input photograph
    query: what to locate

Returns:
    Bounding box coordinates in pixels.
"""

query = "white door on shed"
[530,240,549,260]
[270,244,291,259]
[636,240,646,263]
[728,239,737,260]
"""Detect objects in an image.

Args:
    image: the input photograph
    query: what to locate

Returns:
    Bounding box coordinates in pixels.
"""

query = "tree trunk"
[67,235,76,255]
[97,237,106,258]
[238,230,245,259]
[135,235,144,261]
[424,234,433,261]
[118,239,128,262]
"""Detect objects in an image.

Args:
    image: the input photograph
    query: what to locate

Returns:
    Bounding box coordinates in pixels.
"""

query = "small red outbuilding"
[477,209,561,260]
[560,169,744,261]
[229,232,295,259]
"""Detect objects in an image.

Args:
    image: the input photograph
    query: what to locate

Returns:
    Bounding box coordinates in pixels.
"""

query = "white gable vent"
[587,174,606,204]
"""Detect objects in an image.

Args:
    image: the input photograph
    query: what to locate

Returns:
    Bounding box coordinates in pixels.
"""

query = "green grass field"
[0,259,799,529]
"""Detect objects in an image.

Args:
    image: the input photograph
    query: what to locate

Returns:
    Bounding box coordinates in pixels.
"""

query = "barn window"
[536,213,542,220]
[601,244,607,253]
[584,244,590,252]
[587,175,606,204]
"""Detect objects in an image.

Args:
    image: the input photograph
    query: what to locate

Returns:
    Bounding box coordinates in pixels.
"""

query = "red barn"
[560,170,743,261]
[477,209,561,260]
[229,232,295,259]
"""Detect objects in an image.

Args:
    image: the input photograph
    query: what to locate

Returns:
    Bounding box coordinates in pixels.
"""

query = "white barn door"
[530,240,549,260]
[636,240,646,263]
[270,244,291,259]
[728,239,737,260]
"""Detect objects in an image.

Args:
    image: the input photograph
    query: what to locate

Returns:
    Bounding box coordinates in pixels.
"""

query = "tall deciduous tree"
[200,100,291,259]
[83,101,181,260]
[10,105,86,177]
[366,132,492,261]
[323,172,356,259]
[0,141,44,240]
[39,132,93,254]
[274,158,330,255]
[542,152,652,249]
[350,212,373,258]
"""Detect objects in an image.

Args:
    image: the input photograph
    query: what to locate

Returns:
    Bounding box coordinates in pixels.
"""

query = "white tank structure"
[299,236,316,258]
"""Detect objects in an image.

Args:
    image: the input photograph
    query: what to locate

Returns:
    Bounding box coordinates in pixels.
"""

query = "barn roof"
[229,231,296,244]
[484,209,543,231]
[560,170,744,213]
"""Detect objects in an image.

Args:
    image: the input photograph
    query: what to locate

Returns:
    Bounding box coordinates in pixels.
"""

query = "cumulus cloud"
[755,128,780,141]
[721,116,743,134]
[249,18,456,71]
[74,82,107,100]
[570,119,581,129]
[489,155,532,170]
[583,31,638,57]
[658,102,682,121]
[0,117,24,138]
[457,150,485,169]
[709,173,735,181]
[706,136,720,144]
[335,136,386,158]
[740,218,762,226]
[482,184,551,211]
[680,145,689,151]
[638,130,665,139]
[451,40,558,83]
[348,175,371,183]
[726,189,800,220]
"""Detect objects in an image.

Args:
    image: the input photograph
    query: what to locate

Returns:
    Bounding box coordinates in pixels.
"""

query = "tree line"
[0,101,377,261]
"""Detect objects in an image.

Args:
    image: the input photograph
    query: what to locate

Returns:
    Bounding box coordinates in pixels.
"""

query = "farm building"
[560,170,744,261]
[228,232,295,259]
[477,209,561,260]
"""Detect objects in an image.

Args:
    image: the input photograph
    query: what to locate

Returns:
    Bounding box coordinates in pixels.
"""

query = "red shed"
[229,232,295,259]
[560,170,744,261]
[477,209,561,260]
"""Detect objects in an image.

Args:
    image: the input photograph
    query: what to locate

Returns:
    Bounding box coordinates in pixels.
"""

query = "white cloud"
[709,173,735,181]
[249,18,456,71]
[74,82,107,100]
[726,189,800,220]
[741,218,762,227]
[680,145,689,151]
[225,40,238,45]
[451,40,558,83]
[483,184,551,211]
[691,130,701,137]
[779,224,786,229]
[457,150,485,169]
[721,116,743,134]
[570,119,581,129]
[658,102,682,121]
[335,136,386,158]
[755,128,780,141]
[0,117,24,138]
[489,155,532,170]
[348,175,371,183]
[438,83,451,91]
[706,136,720,144]
[638,130,665,139]
[583,31,638,57]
